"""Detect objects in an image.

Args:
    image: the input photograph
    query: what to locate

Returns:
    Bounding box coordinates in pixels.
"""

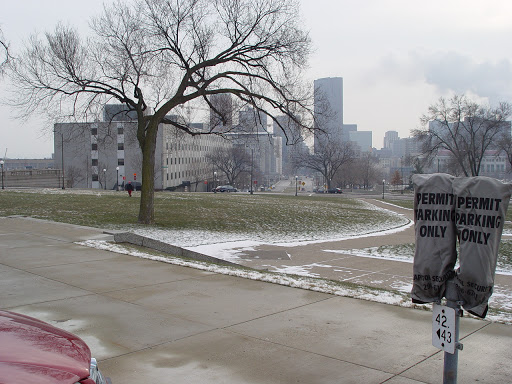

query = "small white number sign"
[432,304,456,354]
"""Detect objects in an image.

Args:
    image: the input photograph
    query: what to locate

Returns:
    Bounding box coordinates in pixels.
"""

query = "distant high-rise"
[314,77,343,152]
[384,131,399,150]
[349,131,372,153]
[343,124,357,142]
[237,107,268,133]
[209,94,233,132]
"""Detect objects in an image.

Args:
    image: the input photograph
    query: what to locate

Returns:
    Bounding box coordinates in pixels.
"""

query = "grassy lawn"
[0,190,407,239]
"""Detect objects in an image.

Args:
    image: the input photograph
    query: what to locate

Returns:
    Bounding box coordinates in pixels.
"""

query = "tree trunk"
[138,121,158,224]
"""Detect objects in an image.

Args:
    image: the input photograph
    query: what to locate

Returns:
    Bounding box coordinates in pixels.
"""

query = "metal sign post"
[412,175,512,384]
[432,282,463,383]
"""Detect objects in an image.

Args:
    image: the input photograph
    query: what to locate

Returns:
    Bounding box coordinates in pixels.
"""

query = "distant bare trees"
[65,166,85,188]
[294,140,355,189]
[390,170,402,189]
[495,133,512,175]
[413,95,512,176]
[207,147,251,186]
[352,152,381,189]
[7,0,314,224]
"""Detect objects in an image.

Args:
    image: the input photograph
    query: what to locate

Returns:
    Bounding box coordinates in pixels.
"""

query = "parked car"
[327,188,343,194]
[213,185,238,192]
[0,310,111,384]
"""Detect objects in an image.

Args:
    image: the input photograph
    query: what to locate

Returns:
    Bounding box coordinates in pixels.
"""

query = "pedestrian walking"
[126,181,134,197]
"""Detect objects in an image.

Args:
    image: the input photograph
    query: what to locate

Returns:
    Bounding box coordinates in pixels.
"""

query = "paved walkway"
[1,215,511,383]
[233,198,512,313]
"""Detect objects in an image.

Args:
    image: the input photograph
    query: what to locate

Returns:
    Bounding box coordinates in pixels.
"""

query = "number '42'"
[435,313,447,327]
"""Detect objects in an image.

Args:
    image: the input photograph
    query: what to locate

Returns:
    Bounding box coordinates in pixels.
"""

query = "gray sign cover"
[412,174,511,318]
[412,173,457,304]
[452,176,512,318]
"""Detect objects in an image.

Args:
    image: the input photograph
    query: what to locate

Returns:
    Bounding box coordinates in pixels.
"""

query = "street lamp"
[0,160,4,190]
[116,167,119,191]
[250,147,254,195]
[103,168,107,190]
[54,130,65,189]
[400,156,404,194]
[295,175,298,196]
[382,179,385,199]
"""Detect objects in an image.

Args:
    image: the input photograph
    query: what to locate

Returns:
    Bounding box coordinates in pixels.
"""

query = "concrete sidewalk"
[0,216,511,383]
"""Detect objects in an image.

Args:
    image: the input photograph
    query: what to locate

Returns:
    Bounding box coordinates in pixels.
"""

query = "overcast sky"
[2,0,512,158]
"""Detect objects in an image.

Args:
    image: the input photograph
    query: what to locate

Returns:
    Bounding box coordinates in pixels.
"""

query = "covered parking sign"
[452,177,512,317]
[412,174,457,305]
[412,174,512,318]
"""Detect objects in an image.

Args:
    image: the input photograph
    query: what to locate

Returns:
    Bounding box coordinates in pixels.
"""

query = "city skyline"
[2,0,512,158]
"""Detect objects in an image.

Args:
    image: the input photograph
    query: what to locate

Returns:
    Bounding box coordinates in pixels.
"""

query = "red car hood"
[0,310,91,384]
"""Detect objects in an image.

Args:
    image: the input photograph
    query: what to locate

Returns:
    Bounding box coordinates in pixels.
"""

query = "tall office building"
[314,77,344,152]
[384,131,399,150]
[349,131,372,153]
[209,94,233,132]
[237,107,268,134]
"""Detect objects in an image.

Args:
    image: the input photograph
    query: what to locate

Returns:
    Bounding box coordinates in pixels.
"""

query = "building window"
[118,143,124,150]
[117,127,123,135]
[118,159,124,166]
[92,159,98,166]
[92,174,99,181]
[91,143,98,151]
[91,128,98,135]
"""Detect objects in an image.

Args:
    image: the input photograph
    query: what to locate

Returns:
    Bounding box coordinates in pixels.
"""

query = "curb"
[110,231,240,268]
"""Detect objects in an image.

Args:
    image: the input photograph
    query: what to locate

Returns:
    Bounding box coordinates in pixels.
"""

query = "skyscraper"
[209,93,233,132]
[384,130,399,150]
[313,77,344,152]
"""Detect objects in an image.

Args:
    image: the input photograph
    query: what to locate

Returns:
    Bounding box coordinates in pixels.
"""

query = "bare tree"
[7,0,313,224]
[295,140,355,189]
[0,27,10,76]
[65,166,85,188]
[497,135,512,174]
[352,152,380,190]
[390,170,402,190]
[412,95,512,177]
[207,146,251,186]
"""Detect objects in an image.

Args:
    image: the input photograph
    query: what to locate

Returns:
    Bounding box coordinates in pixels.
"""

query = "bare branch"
[413,94,512,177]
[0,27,11,76]
[6,0,313,224]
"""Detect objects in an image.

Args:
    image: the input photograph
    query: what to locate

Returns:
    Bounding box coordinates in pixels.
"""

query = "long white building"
[54,107,231,190]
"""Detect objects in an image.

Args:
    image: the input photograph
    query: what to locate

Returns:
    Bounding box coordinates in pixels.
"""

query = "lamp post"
[295,175,298,196]
[54,130,65,189]
[382,179,385,199]
[400,156,404,194]
[250,147,254,195]
[116,167,119,191]
[0,160,4,190]
[60,132,65,189]
[103,169,107,190]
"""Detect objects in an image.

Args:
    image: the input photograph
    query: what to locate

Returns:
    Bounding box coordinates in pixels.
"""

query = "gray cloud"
[367,51,512,103]
[421,51,512,102]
